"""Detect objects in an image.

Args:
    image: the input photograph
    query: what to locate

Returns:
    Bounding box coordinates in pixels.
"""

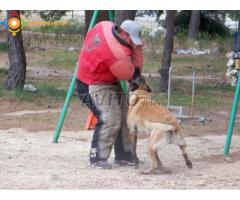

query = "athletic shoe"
[91,160,112,169]
[114,159,136,166]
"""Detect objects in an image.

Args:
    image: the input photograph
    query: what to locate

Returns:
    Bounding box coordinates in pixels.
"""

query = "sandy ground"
[1,51,240,190]
[1,127,240,189]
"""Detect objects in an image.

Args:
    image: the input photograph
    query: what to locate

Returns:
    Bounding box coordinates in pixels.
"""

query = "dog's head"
[128,75,152,93]
[128,75,152,106]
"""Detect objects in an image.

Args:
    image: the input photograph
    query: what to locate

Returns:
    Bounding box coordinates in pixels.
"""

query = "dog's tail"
[143,120,174,132]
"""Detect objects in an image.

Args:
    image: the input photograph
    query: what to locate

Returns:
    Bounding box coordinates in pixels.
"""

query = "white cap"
[120,20,143,45]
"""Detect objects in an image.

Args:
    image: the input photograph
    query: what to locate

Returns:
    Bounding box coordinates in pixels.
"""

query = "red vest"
[76,21,132,85]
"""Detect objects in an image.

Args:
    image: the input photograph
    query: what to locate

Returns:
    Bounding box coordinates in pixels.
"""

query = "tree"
[159,10,176,92]
[39,10,69,21]
[136,11,163,24]
[114,10,136,25]
[188,10,200,40]
[175,11,229,37]
[227,11,240,21]
[84,10,137,35]
[5,10,26,90]
[85,11,110,35]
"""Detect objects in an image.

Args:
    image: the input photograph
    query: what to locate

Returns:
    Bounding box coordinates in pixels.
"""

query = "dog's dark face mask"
[129,75,152,93]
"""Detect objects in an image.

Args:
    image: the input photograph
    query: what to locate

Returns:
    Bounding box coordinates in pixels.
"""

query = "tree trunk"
[159,10,176,92]
[188,10,200,40]
[5,10,26,90]
[114,10,136,25]
[84,10,109,35]
[84,10,137,35]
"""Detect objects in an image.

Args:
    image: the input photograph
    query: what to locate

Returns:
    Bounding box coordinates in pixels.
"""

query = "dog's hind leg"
[141,146,158,174]
[141,129,164,174]
[179,145,193,168]
[171,133,193,169]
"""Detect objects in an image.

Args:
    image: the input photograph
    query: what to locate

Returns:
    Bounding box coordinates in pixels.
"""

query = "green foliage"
[200,14,229,37]
[227,11,240,21]
[39,10,69,22]
[21,10,70,21]
[20,10,35,17]
[0,84,3,97]
[136,10,164,23]
[175,29,188,47]
[175,10,230,37]
[175,11,191,32]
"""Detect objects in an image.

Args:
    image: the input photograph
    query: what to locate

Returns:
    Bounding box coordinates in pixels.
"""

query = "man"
[76,20,143,169]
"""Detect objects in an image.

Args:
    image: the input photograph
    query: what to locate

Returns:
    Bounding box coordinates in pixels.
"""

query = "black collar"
[112,25,133,50]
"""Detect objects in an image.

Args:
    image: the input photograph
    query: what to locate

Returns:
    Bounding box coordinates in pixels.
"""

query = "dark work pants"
[76,79,132,163]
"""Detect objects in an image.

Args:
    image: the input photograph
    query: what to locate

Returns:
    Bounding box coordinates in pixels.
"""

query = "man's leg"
[88,84,122,165]
[76,79,102,164]
[114,91,135,165]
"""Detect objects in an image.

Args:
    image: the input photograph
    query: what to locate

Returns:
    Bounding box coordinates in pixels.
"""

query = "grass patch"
[171,54,227,75]
[45,50,78,69]
[27,50,79,70]
[12,83,69,102]
[37,83,67,99]
[0,84,4,97]
[152,88,231,111]
[0,68,8,76]
[142,32,231,74]
[13,88,36,101]
[34,50,79,70]
[147,77,234,110]
[143,49,227,75]
[0,42,8,52]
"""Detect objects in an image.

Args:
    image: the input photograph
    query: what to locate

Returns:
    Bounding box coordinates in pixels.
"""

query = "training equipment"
[84,112,97,130]
[167,66,205,124]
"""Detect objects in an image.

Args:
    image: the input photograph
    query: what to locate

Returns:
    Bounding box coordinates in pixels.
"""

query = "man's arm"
[109,57,140,80]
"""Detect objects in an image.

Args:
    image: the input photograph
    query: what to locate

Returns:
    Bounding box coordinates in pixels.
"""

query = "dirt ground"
[1,96,240,189]
[1,51,240,189]
[1,127,240,189]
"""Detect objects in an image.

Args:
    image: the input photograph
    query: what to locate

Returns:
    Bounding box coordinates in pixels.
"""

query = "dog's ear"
[146,84,152,93]
[128,79,139,92]
[129,75,152,93]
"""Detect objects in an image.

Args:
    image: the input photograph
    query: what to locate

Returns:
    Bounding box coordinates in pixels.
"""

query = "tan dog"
[127,76,192,174]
